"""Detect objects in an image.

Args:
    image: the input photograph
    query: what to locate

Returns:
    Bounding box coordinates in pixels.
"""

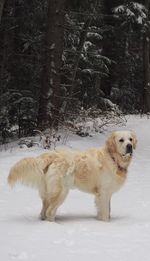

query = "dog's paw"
[46,216,56,222]
[97,214,110,222]
[40,210,46,220]
[40,214,46,221]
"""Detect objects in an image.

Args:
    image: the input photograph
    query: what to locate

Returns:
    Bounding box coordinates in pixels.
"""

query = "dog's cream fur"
[8,131,137,222]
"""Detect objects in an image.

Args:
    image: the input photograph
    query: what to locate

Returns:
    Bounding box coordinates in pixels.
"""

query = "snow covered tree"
[37,0,67,129]
[142,0,150,112]
[1,0,150,140]
[108,1,148,112]
[0,89,37,143]
[62,0,112,112]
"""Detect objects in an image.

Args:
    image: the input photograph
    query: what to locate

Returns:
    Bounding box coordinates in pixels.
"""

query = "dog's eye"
[129,138,133,142]
[119,138,124,143]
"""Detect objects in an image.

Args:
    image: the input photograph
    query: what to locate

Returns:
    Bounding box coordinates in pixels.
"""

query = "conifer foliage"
[0,1,149,142]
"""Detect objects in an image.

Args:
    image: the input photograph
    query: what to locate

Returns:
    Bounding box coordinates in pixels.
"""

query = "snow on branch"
[113,2,147,25]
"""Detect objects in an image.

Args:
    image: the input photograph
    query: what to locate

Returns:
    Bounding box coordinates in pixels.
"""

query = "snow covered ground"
[1,115,150,261]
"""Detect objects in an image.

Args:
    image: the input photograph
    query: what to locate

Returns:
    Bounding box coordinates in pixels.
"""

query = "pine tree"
[37,0,67,129]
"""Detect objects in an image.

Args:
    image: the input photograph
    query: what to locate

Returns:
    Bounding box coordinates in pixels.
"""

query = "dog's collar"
[109,153,127,177]
[116,163,127,176]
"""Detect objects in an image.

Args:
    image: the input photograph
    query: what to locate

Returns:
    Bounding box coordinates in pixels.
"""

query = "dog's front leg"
[95,192,111,221]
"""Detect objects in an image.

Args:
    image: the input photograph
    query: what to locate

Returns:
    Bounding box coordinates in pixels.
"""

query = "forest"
[0,0,150,143]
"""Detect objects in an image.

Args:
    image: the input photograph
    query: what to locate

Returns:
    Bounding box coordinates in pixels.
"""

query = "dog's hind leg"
[40,198,49,220]
[39,182,49,220]
[45,179,69,222]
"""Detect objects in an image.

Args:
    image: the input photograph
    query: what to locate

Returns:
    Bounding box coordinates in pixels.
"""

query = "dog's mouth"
[122,152,133,157]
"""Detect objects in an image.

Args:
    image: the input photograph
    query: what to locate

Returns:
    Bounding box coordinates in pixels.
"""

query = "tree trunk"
[0,0,15,90]
[69,17,92,98]
[100,0,116,97]
[143,0,150,112]
[37,0,66,129]
[143,35,150,111]
[0,0,5,23]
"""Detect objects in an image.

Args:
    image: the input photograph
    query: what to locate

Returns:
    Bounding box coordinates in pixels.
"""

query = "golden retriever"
[8,131,137,222]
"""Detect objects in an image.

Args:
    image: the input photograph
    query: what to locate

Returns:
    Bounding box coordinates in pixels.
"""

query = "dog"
[8,130,137,222]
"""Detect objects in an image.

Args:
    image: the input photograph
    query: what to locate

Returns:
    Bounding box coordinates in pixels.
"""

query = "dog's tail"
[8,153,56,189]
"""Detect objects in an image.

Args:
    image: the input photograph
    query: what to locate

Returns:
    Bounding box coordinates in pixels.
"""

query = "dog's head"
[106,130,137,157]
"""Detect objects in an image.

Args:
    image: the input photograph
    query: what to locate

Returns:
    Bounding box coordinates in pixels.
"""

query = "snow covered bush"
[65,106,126,137]
[0,89,37,144]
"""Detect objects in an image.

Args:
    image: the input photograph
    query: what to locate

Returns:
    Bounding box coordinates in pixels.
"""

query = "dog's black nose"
[126,143,133,154]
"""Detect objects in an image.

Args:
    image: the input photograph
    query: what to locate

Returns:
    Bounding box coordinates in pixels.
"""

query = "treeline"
[0,0,150,141]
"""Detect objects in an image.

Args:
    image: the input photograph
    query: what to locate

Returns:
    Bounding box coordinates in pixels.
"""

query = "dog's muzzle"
[126,143,133,154]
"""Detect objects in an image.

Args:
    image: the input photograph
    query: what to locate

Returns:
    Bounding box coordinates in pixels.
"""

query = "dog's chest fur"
[72,148,126,195]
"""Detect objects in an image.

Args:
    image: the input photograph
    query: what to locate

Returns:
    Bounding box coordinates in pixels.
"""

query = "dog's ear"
[106,132,116,154]
[131,131,137,150]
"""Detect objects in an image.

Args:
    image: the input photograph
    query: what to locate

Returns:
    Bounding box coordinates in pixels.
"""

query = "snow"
[1,115,150,261]
[113,2,147,24]
[113,5,125,13]
[83,41,93,52]
[87,32,102,40]
[137,16,143,24]
[133,2,146,12]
